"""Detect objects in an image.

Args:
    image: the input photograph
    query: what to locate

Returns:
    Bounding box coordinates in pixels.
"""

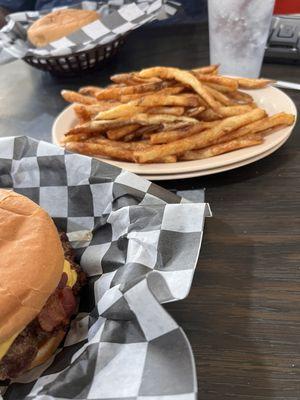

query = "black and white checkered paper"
[0,0,179,64]
[0,136,210,400]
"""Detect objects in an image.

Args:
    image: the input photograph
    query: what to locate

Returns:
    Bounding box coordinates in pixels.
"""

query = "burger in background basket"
[0,189,86,381]
[27,8,100,47]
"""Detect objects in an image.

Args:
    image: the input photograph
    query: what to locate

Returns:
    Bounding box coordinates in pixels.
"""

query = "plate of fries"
[53,65,297,178]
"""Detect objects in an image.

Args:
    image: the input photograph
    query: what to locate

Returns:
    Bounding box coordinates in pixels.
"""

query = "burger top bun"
[27,9,99,48]
[0,190,64,343]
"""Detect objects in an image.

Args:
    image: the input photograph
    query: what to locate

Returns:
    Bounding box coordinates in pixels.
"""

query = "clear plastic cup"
[208,0,275,78]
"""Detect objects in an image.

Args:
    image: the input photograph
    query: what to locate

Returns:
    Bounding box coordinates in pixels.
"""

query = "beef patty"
[0,232,86,381]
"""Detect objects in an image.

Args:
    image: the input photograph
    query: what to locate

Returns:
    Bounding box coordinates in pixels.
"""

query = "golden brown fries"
[65,141,176,163]
[110,72,161,85]
[95,81,170,100]
[133,109,267,163]
[236,77,275,89]
[192,64,219,75]
[138,67,220,111]
[106,124,140,140]
[119,86,184,102]
[147,106,186,116]
[135,94,201,108]
[204,85,234,106]
[213,113,295,145]
[193,72,239,91]
[73,103,121,121]
[61,90,98,105]
[78,86,103,96]
[180,134,263,160]
[218,105,255,117]
[60,64,295,164]
[227,90,254,104]
[150,121,219,144]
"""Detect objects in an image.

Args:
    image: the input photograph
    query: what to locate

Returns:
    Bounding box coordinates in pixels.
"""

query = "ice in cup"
[208,0,275,78]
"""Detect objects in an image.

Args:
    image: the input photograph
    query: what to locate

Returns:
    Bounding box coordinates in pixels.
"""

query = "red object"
[274,0,300,14]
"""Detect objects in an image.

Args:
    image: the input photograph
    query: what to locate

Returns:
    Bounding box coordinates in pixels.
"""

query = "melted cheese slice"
[0,332,19,361]
[63,259,77,288]
[0,260,77,361]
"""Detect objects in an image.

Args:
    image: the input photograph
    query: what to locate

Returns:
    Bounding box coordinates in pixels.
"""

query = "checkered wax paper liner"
[0,136,210,400]
[0,0,180,64]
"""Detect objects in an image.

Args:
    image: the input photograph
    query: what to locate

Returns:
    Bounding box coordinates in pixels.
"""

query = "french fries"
[236,77,275,89]
[106,124,140,140]
[192,72,239,91]
[150,121,219,144]
[138,67,221,111]
[180,134,263,161]
[65,141,177,163]
[60,64,295,164]
[95,81,170,100]
[133,109,267,163]
[61,90,98,105]
[193,64,219,75]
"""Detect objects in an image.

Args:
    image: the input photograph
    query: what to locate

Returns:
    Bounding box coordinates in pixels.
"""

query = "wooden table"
[1,22,300,399]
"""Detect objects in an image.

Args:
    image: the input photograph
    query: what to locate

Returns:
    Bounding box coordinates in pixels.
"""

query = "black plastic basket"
[23,36,125,76]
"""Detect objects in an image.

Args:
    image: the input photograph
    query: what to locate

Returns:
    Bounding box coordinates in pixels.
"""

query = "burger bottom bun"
[29,330,66,371]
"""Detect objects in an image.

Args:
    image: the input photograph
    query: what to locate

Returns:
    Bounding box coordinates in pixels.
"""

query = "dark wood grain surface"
[0,22,300,399]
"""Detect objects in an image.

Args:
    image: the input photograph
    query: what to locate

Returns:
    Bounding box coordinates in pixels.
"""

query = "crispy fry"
[135,125,161,139]
[148,106,186,116]
[138,67,220,111]
[87,137,152,150]
[133,108,266,163]
[73,106,91,123]
[66,141,135,161]
[198,108,221,121]
[213,112,295,145]
[61,132,104,144]
[193,72,238,91]
[61,90,97,105]
[73,103,121,121]
[66,120,126,135]
[65,141,177,163]
[192,64,219,75]
[237,77,275,89]
[119,91,156,102]
[199,104,255,120]
[218,105,254,117]
[95,81,170,100]
[123,132,143,142]
[126,113,198,125]
[106,124,140,140]
[135,94,201,108]
[204,85,234,106]
[119,86,184,102]
[205,83,235,94]
[110,72,161,84]
[227,90,255,104]
[187,106,207,117]
[150,121,219,144]
[95,103,143,120]
[180,93,207,107]
[67,114,198,136]
[158,155,177,163]
[78,86,103,96]
[180,134,263,160]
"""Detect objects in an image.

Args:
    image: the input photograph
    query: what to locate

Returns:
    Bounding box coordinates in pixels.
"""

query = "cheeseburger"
[0,189,85,380]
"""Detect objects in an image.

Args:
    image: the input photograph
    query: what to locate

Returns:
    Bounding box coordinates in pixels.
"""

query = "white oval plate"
[52,85,297,175]
[140,136,288,180]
